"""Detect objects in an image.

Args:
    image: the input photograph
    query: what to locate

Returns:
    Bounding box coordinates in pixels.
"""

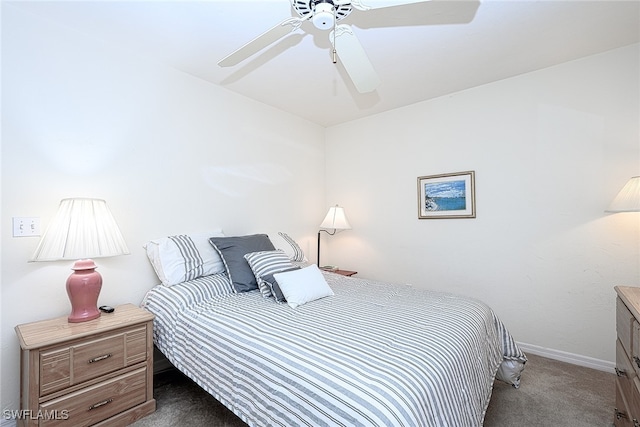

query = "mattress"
[142,271,526,426]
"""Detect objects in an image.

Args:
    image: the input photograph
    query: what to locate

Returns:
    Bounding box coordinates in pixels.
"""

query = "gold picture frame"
[417,171,476,219]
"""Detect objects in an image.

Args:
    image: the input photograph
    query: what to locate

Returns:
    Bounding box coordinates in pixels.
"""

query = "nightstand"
[614,286,640,426]
[327,269,357,277]
[15,303,155,427]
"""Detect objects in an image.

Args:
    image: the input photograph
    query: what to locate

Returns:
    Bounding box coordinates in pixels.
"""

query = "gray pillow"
[209,234,275,292]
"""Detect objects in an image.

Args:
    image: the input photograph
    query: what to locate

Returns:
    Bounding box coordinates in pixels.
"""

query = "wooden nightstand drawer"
[618,297,635,356]
[632,377,640,423]
[16,304,155,427]
[617,338,637,401]
[40,366,147,427]
[616,287,640,427]
[616,377,634,427]
[40,325,148,396]
[633,322,640,378]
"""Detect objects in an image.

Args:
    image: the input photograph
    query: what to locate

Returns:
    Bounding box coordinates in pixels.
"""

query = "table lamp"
[606,176,640,213]
[31,198,130,322]
[317,204,351,266]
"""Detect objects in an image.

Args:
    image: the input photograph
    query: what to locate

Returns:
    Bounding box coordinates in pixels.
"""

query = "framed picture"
[417,171,476,219]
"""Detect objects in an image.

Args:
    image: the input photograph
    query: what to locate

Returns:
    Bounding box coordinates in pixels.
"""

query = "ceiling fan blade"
[218,17,305,67]
[331,24,381,93]
[351,0,480,28]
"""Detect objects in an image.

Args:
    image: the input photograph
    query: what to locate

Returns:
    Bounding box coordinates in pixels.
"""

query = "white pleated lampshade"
[606,176,640,213]
[319,205,352,231]
[31,198,130,261]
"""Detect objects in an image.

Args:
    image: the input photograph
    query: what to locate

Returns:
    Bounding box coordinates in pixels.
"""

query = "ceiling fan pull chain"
[332,4,337,64]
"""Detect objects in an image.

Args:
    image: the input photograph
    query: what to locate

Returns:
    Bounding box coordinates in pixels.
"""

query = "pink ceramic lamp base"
[66,259,102,323]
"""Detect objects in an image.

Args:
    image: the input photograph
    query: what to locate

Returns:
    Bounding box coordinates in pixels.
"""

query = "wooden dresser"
[15,304,155,427]
[615,286,640,426]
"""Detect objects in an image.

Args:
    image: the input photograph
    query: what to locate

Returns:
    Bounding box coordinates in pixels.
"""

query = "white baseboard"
[517,342,615,373]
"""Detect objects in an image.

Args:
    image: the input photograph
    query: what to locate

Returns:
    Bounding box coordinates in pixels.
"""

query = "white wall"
[2,2,638,421]
[324,44,640,366]
[0,5,325,416]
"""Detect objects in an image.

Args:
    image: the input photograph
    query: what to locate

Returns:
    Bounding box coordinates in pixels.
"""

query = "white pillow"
[144,231,225,286]
[273,264,334,308]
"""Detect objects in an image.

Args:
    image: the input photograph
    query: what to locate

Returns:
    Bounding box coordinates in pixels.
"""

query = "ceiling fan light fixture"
[313,2,335,30]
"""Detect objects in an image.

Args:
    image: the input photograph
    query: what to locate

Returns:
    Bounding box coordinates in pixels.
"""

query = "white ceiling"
[8,0,640,127]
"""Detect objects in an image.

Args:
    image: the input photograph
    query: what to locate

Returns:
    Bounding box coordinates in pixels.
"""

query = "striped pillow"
[144,231,225,287]
[244,250,295,298]
[278,232,306,262]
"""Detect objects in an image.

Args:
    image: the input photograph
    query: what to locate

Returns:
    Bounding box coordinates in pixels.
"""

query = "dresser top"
[616,286,640,320]
[15,303,154,350]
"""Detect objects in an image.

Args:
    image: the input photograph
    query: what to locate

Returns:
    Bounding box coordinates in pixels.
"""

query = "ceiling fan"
[218,0,480,93]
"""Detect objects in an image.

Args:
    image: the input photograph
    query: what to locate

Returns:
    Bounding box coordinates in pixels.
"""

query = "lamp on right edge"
[317,205,351,266]
[606,176,640,213]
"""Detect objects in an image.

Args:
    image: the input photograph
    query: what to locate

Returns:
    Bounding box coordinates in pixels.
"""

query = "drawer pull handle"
[616,367,628,377]
[634,356,640,369]
[88,353,112,364]
[89,399,113,411]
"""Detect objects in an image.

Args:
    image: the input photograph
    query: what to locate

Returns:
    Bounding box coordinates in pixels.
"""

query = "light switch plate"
[13,217,41,237]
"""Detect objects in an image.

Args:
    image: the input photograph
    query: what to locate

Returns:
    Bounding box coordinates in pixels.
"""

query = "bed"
[141,232,526,427]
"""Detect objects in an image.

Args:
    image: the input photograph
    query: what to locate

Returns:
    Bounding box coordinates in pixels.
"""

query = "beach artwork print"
[418,171,476,219]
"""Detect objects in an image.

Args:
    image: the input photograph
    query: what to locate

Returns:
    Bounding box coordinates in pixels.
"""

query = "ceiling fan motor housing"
[294,0,353,30]
[313,3,335,29]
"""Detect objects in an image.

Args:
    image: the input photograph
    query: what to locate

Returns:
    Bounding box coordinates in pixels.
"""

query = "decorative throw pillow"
[277,232,307,262]
[144,231,225,286]
[261,266,301,303]
[209,234,276,293]
[244,250,295,298]
[273,264,334,308]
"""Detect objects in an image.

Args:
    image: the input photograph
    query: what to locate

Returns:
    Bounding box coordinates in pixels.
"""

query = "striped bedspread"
[142,272,526,427]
